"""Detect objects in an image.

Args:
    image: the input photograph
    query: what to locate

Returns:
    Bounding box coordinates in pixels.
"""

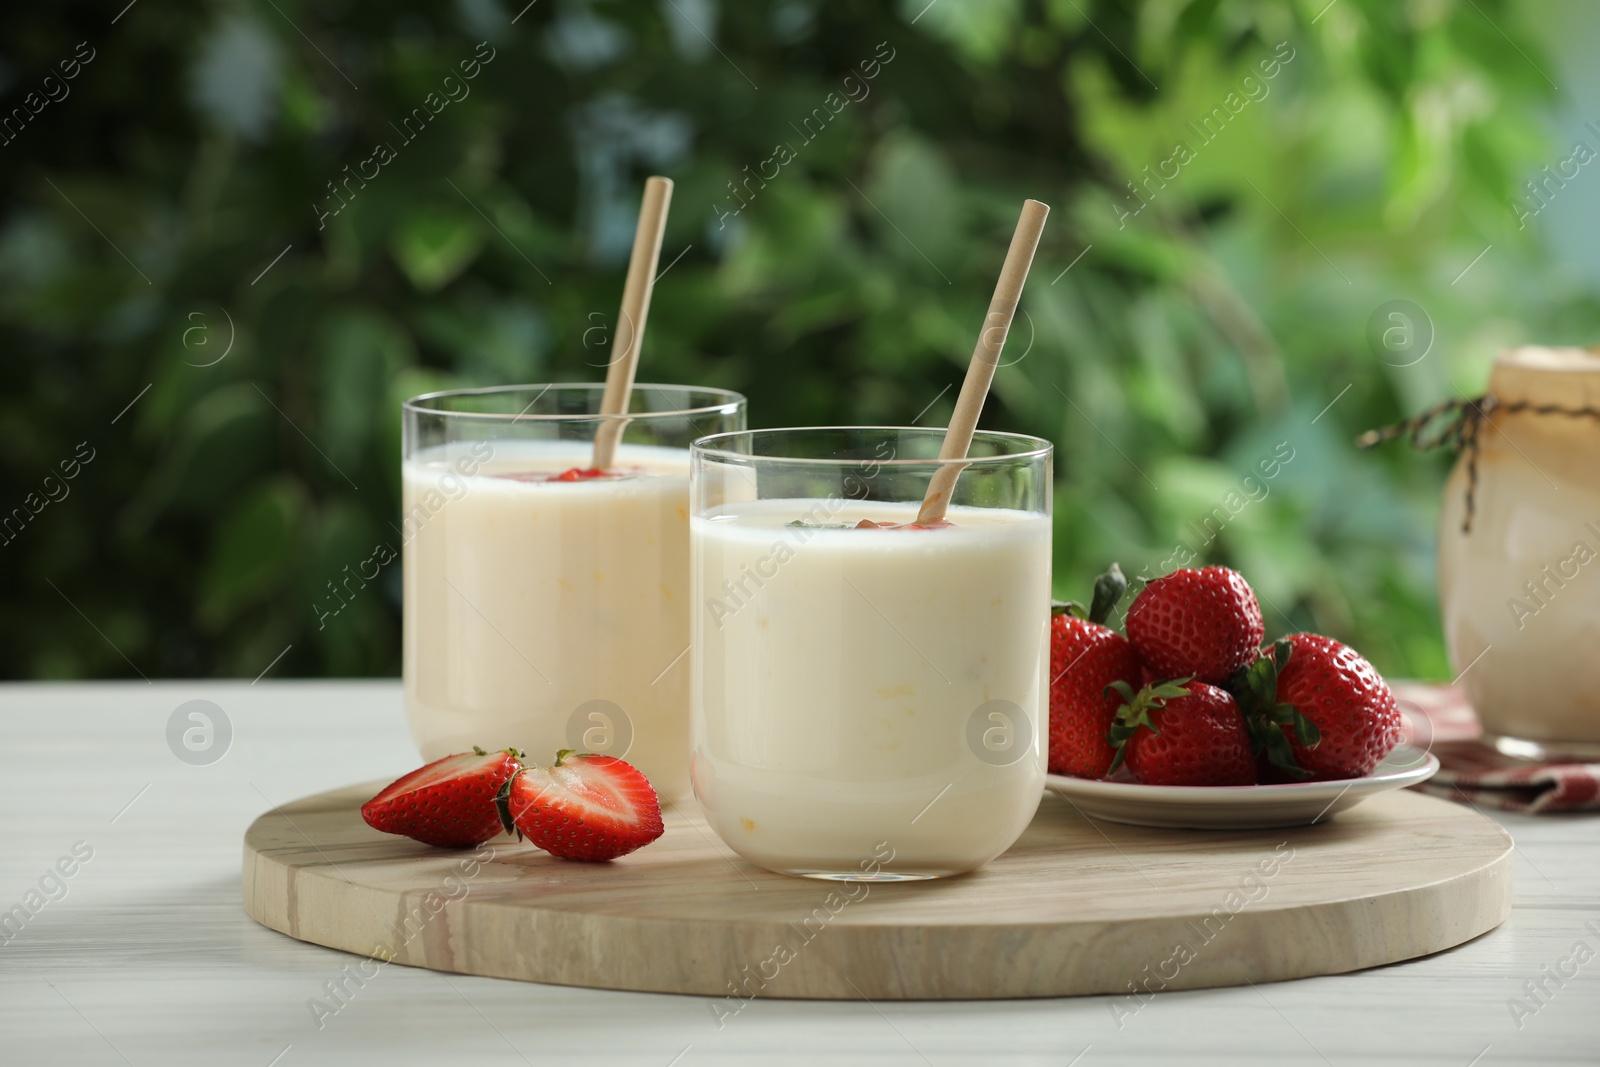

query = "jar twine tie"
[1357,395,1600,533]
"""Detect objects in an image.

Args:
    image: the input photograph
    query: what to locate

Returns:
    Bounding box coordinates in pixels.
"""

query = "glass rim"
[402,383,746,422]
[690,426,1053,468]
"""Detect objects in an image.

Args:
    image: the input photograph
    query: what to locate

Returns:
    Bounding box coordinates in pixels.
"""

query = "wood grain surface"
[12,681,1595,1066]
[244,781,1514,1001]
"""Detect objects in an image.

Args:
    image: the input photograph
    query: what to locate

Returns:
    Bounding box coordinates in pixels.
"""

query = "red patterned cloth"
[1393,682,1600,814]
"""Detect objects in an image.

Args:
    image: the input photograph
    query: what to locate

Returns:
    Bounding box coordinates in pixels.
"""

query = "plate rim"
[1043,744,1441,804]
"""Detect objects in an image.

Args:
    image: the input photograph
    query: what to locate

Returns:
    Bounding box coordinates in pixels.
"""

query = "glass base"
[1484,732,1600,762]
[787,869,951,882]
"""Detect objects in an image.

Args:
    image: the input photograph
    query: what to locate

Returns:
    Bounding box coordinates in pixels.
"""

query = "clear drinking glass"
[402,383,746,800]
[690,427,1052,880]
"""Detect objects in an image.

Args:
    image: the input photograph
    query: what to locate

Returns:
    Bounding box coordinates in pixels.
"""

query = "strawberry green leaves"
[1105,676,1193,773]
[1230,638,1322,778]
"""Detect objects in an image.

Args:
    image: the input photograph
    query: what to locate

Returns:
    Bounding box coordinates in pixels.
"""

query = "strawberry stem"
[1087,563,1128,626]
[494,771,524,840]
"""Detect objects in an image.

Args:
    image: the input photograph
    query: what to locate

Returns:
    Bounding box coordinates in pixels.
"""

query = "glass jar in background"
[1438,346,1600,758]
[690,427,1052,880]
[402,384,747,800]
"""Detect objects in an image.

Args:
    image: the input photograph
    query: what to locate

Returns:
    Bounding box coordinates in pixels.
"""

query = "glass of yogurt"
[402,384,746,801]
[690,427,1052,880]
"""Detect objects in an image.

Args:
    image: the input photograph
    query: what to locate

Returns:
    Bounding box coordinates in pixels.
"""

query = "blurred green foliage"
[1,0,1587,680]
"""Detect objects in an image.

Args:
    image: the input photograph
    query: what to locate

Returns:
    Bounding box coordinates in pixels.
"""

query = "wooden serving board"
[243,784,1513,1000]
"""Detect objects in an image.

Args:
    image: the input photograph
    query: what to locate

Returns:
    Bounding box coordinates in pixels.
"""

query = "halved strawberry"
[361,747,523,848]
[495,750,664,862]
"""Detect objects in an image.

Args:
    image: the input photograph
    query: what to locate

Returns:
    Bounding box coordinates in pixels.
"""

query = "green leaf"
[863,132,963,274]
[1106,678,1190,772]
[390,209,486,291]
[317,309,413,465]
[121,384,275,533]
[1174,0,1223,43]
[1292,709,1321,748]
[1108,678,1147,703]
[1231,636,1318,773]
[197,476,307,629]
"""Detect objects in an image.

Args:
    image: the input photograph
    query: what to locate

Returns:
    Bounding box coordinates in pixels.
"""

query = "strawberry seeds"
[1049,564,1402,787]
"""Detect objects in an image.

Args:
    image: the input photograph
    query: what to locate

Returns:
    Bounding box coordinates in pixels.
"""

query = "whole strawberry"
[1048,564,1143,778]
[362,747,523,848]
[1125,566,1264,685]
[1107,680,1256,787]
[496,750,664,862]
[1238,635,1402,781]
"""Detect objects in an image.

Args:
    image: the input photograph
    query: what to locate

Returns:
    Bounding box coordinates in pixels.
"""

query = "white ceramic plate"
[1043,745,1440,830]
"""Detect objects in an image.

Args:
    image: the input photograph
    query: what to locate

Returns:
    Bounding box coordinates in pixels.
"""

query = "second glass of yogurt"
[402,384,746,800]
[690,427,1052,879]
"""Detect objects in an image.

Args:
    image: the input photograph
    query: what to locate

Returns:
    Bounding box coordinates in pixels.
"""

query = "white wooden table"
[2,681,1595,1065]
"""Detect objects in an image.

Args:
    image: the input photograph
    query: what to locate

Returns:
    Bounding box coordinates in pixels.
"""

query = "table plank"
[2,681,1596,1065]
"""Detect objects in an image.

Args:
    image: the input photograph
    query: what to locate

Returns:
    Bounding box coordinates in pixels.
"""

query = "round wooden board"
[243,784,1513,1000]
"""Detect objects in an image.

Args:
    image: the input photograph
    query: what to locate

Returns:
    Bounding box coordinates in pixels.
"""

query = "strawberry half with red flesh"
[1125,566,1264,686]
[361,747,523,848]
[496,750,664,862]
[1048,564,1143,778]
[1236,635,1402,782]
[1108,680,1256,787]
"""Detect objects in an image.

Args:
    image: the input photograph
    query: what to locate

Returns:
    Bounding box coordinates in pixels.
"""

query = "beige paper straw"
[916,198,1049,524]
[592,175,673,470]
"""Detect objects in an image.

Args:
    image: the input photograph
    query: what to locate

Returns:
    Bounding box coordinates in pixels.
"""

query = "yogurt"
[404,440,693,798]
[691,498,1050,877]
